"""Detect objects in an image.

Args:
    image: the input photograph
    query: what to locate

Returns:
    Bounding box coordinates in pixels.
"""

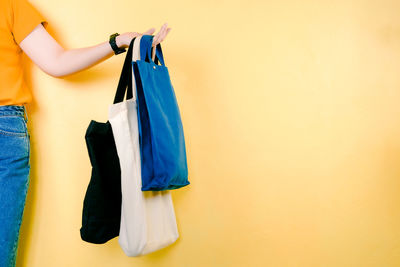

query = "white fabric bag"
[109,36,179,257]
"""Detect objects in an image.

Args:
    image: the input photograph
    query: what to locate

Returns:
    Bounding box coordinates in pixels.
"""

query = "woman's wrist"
[115,35,126,48]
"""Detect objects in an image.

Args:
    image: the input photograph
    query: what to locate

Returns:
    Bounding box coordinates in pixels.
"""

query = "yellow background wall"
[17,0,400,266]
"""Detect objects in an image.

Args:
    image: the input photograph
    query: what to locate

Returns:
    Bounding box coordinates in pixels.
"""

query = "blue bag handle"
[140,35,165,66]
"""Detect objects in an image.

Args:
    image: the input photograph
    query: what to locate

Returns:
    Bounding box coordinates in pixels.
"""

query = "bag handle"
[140,35,165,66]
[152,44,165,66]
[130,35,142,102]
[113,37,136,104]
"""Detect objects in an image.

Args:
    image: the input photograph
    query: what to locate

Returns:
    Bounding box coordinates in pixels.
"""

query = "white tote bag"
[109,36,179,257]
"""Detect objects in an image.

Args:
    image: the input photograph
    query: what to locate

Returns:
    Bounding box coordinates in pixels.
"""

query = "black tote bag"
[80,120,122,244]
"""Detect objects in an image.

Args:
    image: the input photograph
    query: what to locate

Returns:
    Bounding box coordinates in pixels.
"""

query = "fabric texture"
[0,105,30,267]
[109,37,179,257]
[0,0,48,105]
[134,35,189,191]
[80,120,122,244]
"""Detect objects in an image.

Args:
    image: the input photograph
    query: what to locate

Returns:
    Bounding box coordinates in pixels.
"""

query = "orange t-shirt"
[0,0,48,105]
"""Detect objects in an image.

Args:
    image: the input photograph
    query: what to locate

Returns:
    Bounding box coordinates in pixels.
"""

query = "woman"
[0,0,171,265]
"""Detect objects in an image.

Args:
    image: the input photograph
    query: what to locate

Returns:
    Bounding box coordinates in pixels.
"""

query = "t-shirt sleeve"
[11,0,48,45]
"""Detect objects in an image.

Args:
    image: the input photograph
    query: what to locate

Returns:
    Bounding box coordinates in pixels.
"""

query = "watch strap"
[109,33,126,55]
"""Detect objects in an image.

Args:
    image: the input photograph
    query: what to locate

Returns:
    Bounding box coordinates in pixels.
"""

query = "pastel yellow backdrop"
[16,0,400,266]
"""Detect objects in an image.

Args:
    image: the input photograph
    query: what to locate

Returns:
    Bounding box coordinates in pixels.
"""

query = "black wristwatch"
[109,33,126,55]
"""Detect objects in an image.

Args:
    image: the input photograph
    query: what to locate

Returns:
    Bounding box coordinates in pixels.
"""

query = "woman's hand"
[116,23,171,49]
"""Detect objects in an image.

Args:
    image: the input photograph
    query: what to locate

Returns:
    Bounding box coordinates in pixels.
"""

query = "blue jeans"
[0,105,30,267]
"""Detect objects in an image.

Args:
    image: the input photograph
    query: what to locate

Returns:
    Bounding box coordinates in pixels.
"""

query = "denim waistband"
[0,105,28,121]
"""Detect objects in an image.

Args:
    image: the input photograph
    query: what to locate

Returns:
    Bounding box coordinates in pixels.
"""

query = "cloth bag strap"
[130,36,142,102]
[113,37,136,104]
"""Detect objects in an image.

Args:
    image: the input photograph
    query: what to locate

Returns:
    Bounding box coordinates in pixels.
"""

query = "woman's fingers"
[130,23,170,60]
[143,28,156,35]
[159,28,171,43]
[151,25,171,60]
[152,23,168,46]
[151,24,166,60]
[156,27,169,44]
[152,28,162,46]
[121,24,170,48]
[139,23,171,47]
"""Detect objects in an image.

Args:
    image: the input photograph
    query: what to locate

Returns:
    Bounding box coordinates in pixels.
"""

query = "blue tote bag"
[133,35,189,191]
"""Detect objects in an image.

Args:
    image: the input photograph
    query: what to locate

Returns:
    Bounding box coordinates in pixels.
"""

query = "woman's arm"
[19,23,170,78]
